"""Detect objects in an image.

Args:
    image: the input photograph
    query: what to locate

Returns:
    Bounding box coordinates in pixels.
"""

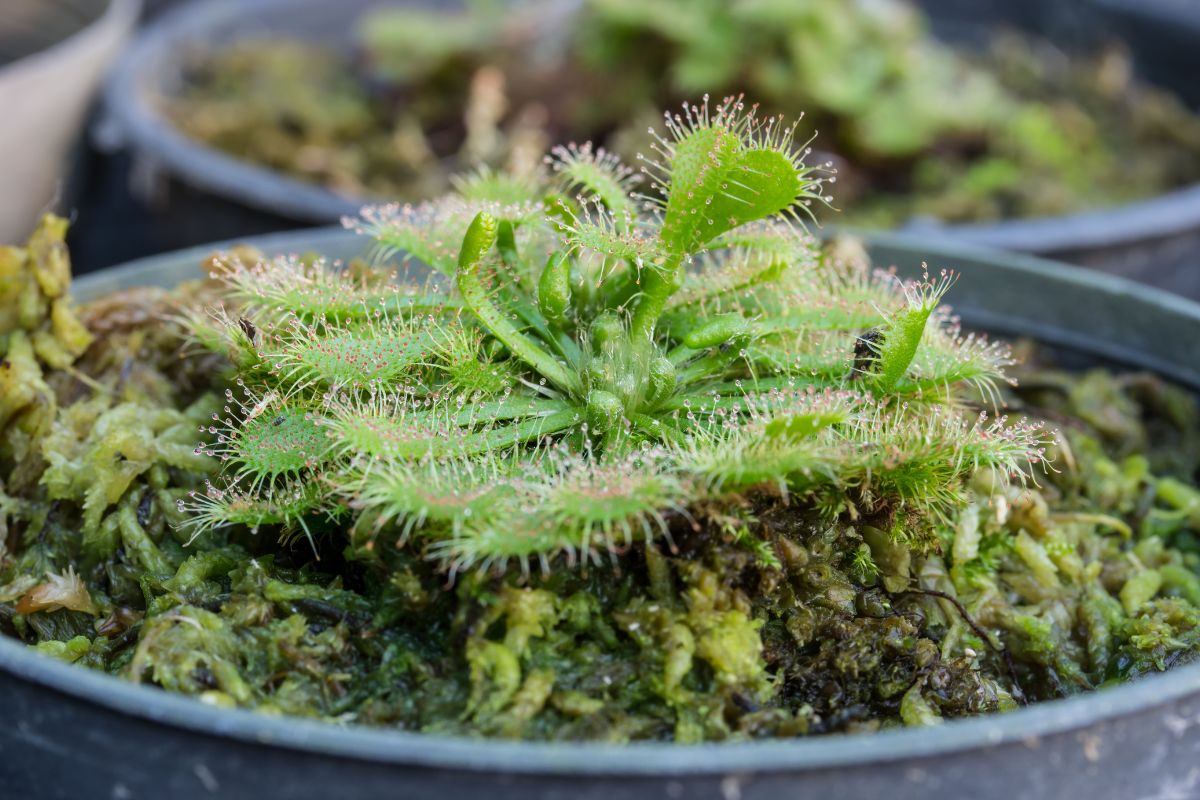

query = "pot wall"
[3,667,1199,800]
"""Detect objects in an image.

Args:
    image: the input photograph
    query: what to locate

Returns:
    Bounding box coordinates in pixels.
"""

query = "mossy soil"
[2,224,1199,742]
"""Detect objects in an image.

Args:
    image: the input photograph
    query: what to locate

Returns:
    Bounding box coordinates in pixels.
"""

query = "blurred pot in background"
[85,0,1200,293]
[0,0,140,242]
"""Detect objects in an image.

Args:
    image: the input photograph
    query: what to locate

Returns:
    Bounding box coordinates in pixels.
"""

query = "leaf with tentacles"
[186,96,1045,574]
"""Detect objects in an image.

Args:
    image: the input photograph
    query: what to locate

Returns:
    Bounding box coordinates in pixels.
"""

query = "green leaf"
[702,149,804,244]
[285,327,439,388]
[682,313,748,349]
[764,411,845,441]
[660,125,740,255]
[870,276,954,394]
[549,143,639,222]
[456,213,578,393]
[662,143,802,256]
[232,406,331,484]
[537,252,572,325]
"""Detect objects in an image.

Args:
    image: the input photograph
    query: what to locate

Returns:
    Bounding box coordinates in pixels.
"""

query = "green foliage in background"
[173,0,1200,224]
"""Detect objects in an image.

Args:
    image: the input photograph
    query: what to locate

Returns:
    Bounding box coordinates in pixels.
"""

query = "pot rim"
[101,0,1200,249]
[1093,0,1200,32]
[5,225,1200,775]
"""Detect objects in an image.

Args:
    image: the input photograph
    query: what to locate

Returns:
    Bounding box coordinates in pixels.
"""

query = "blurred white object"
[0,0,140,241]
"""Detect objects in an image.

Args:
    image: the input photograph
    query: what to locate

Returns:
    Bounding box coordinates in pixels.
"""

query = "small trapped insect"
[245,391,278,421]
[852,327,884,378]
[238,316,258,344]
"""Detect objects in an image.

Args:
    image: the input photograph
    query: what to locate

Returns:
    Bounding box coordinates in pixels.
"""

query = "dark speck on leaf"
[238,317,257,343]
[192,666,218,689]
[732,691,759,713]
[294,598,366,628]
[137,492,153,528]
[852,328,885,378]
[279,112,305,137]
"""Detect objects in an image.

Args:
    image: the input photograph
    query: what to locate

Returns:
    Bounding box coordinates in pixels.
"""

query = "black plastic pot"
[910,0,1200,291]
[89,0,1200,293]
[4,228,1200,799]
[1089,0,1200,107]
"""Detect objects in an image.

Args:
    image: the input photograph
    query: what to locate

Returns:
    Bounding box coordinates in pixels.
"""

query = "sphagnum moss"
[0,99,1199,741]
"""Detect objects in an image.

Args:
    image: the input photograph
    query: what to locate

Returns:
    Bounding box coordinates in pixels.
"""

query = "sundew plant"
[186,97,1044,575]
